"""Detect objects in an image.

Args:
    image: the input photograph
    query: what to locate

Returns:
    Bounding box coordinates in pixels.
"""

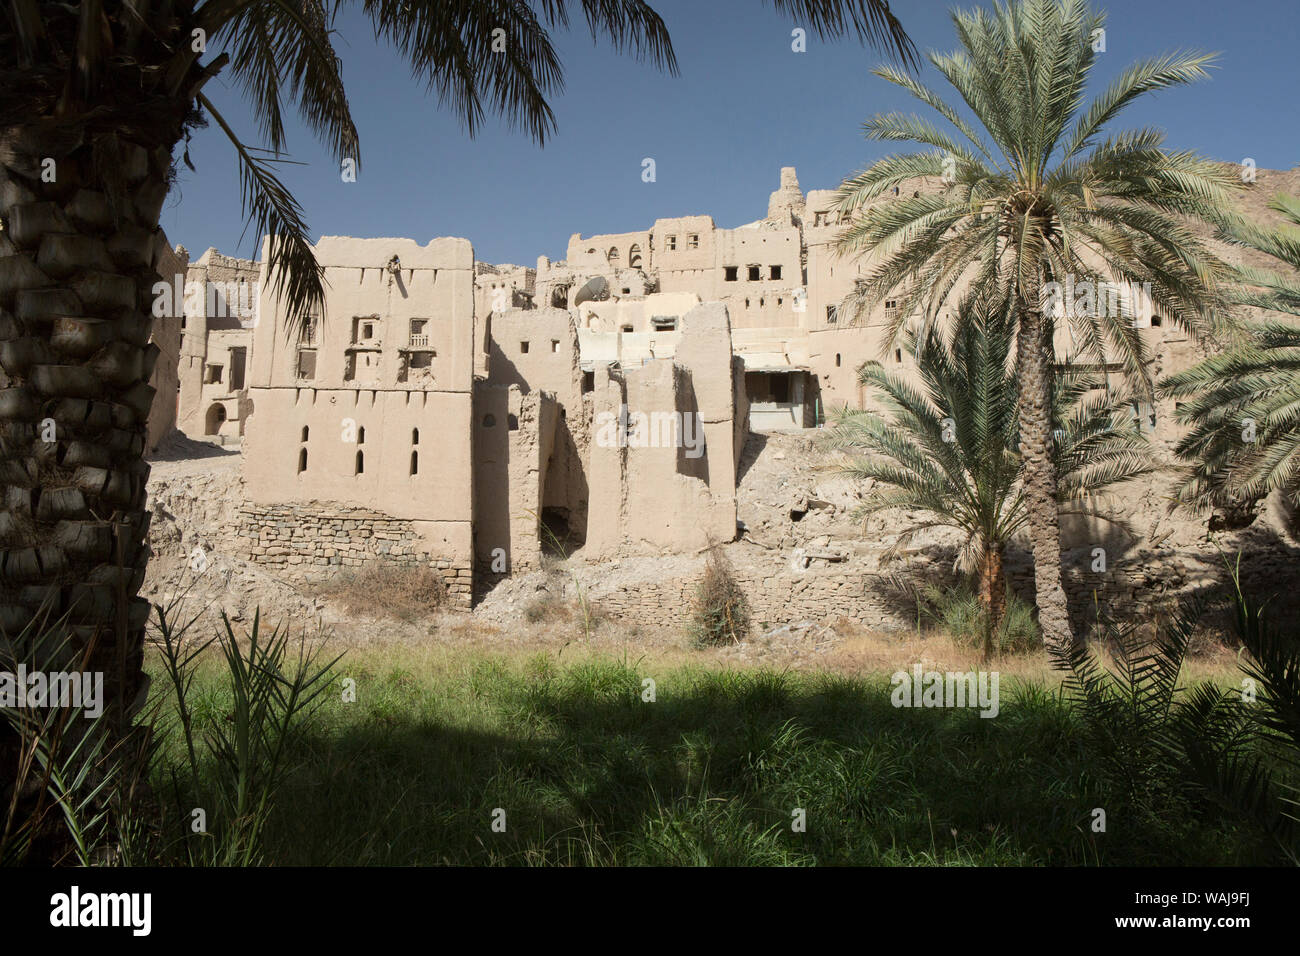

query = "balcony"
[409,333,429,348]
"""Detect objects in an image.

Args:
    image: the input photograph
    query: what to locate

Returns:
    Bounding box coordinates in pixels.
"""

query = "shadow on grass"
[211,657,1280,866]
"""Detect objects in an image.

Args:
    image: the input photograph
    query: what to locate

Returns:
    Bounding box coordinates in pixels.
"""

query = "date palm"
[830,0,1240,651]
[1163,194,1300,511]
[0,1,914,753]
[822,293,1153,659]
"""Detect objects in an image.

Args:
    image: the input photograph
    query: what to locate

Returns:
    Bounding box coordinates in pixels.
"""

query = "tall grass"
[8,564,1297,866]
[147,646,1286,866]
[150,605,341,865]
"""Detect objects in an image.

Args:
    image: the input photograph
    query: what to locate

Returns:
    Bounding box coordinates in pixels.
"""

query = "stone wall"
[231,503,473,608]
[584,562,910,630]
[497,538,1300,636]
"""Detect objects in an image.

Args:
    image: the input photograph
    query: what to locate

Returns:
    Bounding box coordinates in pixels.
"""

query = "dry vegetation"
[317,562,447,622]
[689,549,752,646]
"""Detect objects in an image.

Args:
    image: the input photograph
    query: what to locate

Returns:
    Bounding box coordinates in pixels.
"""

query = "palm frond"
[198,91,325,338]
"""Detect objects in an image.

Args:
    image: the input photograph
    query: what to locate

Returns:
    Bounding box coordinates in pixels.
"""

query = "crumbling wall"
[490,536,1300,636]
[147,238,186,451]
[585,302,740,558]
[231,503,473,607]
[482,307,588,544]
[176,247,259,439]
[472,384,559,573]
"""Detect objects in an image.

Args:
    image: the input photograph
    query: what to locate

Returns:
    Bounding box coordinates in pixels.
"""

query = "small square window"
[687,234,699,249]
[826,305,838,325]
[551,340,560,353]
[770,265,782,280]
[520,341,529,354]
[748,266,761,282]
[666,235,677,251]
[724,267,738,282]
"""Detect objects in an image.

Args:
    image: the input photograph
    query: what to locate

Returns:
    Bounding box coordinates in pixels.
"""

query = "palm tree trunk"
[977,542,1006,662]
[1014,298,1076,653]
[1,124,184,744]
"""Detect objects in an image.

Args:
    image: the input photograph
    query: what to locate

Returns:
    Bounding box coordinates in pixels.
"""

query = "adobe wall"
[586,302,740,558]
[242,236,477,575]
[474,263,535,318]
[147,237,187,452]
[486,307,583,410]
[176,248,259,439]
[483,307,589,543]
[472,385,559,573]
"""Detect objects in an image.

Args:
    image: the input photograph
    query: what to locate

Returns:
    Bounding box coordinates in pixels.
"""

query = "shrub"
[320,562,447,622]
[1050,598,1291,863]
[919,581,1037,653]
[913,581,1039,654]
[690,550,751,646]
[522,587,605,637]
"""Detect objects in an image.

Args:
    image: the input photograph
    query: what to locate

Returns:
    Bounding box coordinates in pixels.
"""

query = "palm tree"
[1163,194,1300,512]
[0,2,915,738]
[829,0,1240,651]
[822,293,1154,660]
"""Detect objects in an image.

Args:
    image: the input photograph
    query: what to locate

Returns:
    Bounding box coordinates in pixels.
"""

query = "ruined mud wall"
[486,538,1300,636]
[231,504,473,607]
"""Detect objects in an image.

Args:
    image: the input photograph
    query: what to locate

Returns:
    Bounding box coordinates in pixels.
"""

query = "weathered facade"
[202,165,1252,606]
[539,166,1194,439]
[145,238,188,452]
[175,247,258,443]
[230,224,748,602]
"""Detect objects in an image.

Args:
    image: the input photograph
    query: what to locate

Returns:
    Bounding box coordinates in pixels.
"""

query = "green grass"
[144,644,1278,866]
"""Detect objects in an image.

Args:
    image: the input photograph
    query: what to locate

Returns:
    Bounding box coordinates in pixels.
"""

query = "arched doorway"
[204,403,227,435]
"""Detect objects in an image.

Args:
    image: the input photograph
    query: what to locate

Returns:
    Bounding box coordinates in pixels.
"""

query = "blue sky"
[162,0,1300,267]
